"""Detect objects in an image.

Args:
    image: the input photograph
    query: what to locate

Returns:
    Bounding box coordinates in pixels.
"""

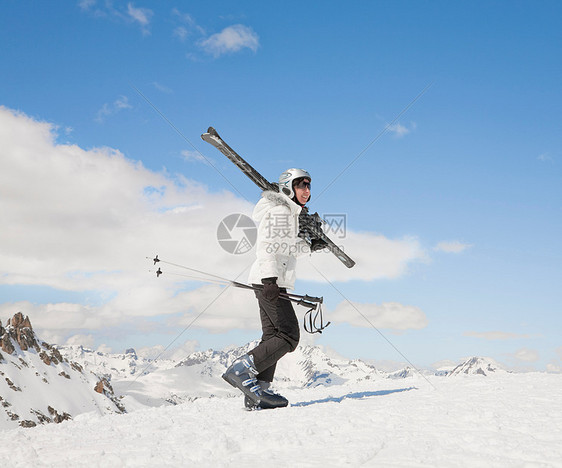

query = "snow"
[0,343,123,430]
[2,329,562,466]
[1,372,561,467]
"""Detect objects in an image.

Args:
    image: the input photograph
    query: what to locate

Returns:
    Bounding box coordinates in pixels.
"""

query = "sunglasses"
[294,180,311,190]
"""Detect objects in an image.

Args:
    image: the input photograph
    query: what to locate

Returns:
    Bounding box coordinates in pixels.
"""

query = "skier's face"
[294,178,311,205]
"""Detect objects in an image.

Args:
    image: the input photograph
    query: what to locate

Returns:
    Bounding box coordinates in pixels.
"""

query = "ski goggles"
[294,180,311,190]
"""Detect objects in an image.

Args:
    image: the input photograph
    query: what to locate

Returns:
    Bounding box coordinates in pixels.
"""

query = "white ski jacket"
[247,190,310,290]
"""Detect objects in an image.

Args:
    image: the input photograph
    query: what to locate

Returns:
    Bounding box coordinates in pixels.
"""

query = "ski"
[201,127,356,268]
[201,127,276,192]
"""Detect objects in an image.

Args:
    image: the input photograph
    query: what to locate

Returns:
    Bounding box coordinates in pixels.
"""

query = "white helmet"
[278,168,311,199]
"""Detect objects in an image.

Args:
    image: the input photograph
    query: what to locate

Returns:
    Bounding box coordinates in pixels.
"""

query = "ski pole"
[149,255,329,333]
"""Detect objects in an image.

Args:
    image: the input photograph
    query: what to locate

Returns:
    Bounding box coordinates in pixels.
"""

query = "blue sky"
[1,1,561,371]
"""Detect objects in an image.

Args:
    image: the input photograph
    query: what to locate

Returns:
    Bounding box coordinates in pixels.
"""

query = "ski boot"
[222,354,262,405]
[244,381,289,410]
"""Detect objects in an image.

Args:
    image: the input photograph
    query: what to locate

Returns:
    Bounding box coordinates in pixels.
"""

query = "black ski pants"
[248,286,300,383]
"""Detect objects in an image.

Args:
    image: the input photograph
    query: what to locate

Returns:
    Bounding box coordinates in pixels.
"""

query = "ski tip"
[201,127,219,141]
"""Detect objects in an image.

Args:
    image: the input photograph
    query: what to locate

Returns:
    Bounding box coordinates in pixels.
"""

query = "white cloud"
[387,121,416,138]
[0,105,254,309]
[464,331,531,340]
[78,0,96,11]
[299,232,427,283]
[66,333,96,348]
[96,343,113,354]
[171,8,205,39]
[434,241,472,254]
[538,152,553,163]
[170,285,261,333]
[199,25,259,58]
[330,301,428,331]
[0,106,429,342]
[95,95,132,123]
[153,82,173,94]
[126,3,153,35]
[174,26,189,41]
[78,1,152,34]
[181,149,212,165]
[387,122,409,138]
[431,359,459,371]
[512,347,540,362]
[136,340,199,361]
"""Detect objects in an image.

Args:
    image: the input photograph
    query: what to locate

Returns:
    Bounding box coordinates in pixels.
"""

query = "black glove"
[311,238,328,252]
[261,277,279,302]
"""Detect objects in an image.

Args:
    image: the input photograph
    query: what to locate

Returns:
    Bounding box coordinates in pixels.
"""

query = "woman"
[223,168,319,409]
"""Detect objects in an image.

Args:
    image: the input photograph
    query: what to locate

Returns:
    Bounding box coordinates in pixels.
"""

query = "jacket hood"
[253,190,302,222]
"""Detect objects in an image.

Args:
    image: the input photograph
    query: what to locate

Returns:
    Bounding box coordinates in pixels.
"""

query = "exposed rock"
[41,342,63,364]
[39,345,64,367]
[1,312,39,353]
[94,377,114,395]
[1,334,15,355]
[8,312,31,329]
[48,406,72,423]
[20,420,37,428]
[94,377,126,413]
[31,409,51,424]
[39,351,52,366]
[5,377,22,392]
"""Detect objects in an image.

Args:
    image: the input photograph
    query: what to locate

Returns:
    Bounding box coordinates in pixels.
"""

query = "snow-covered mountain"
[273,344,384,387]
[0,313,125,430]
[2,310,516,430]
[66,342,386,408]
[55,343,511,410]
[3,313,558,466]
[448,356,506,376]
[57,344,177,380]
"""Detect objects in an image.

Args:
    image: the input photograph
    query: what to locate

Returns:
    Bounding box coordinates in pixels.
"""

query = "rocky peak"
[1,313,127,429]
[8,312,33,330]
[449,356,505,377]
[1,312,40,354]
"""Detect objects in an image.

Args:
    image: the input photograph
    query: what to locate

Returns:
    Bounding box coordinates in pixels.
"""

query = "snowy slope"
[57,341,513,412]
[0,313,124,430]
[1,372,561,467]
[3,316,562,465]
[70,342,387,409]
[5,311,519,431]
[57,345,177,380]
